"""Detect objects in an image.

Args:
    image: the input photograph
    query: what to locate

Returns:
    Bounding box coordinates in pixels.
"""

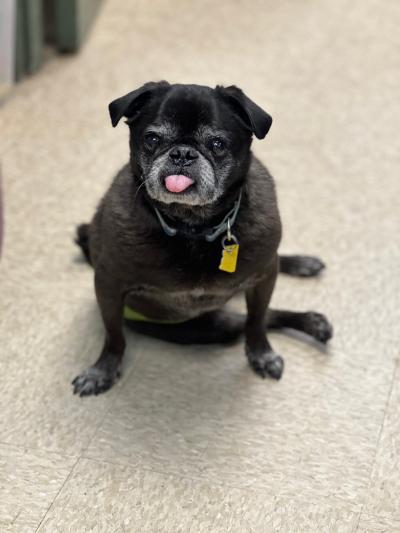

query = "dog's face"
[109,82,272,207]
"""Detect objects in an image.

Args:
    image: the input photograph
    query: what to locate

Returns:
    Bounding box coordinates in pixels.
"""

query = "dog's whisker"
[133,176,150,204]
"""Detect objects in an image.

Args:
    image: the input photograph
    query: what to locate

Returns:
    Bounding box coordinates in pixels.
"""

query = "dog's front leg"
[72,267,126,396]
[245,257,284,379]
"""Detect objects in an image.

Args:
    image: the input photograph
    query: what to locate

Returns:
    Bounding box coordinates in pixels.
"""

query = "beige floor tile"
[191,342,394,503]
[309,0,400,178]
[85,330,395,506]
[0,443,75,533]
[360,362,400,521]
[357,514,400,533]
[0,0,399,530]
[0,288,133,456]
[84,339,239,475]
[271,243,400,357]
[265,151,399,358]
[37,457,360,533]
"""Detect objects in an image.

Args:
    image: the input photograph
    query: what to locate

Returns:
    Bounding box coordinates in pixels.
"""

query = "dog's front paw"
[72,365,121,397]
[303,312,333,343]
[246,348,284,380]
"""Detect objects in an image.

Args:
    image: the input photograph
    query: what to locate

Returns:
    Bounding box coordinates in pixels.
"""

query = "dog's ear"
[216,85,272,139]
[108,81,170,127]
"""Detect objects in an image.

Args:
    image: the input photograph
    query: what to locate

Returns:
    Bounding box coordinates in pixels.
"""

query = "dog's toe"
[303,312,333,343]
[248,351,284,380]
[295,256,325,277]
[72,366,120,397]
[264,354,284,379]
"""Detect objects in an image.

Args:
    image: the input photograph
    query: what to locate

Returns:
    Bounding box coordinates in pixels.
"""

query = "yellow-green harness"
[123,305,188,324]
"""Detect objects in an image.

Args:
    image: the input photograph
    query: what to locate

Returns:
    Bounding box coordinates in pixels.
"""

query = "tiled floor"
[0,0,399,531]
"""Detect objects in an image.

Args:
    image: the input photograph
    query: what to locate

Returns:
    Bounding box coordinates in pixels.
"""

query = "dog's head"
[109,82,272,207]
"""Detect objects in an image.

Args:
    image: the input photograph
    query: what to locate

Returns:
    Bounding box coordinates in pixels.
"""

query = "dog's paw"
[246,349,284,380]
[303,312,333,343]
[72,365,121,397]
[282,255,325,277]
[294,256,325,277]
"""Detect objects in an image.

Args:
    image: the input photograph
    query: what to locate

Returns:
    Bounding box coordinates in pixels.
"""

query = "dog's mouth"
[164,174,195,194]
[145,154,218,206]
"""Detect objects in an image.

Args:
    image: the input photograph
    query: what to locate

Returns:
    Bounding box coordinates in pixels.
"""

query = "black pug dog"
[72,81,332,397]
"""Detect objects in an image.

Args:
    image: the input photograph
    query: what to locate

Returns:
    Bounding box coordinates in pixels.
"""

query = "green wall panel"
[55,0,103,52]
[15,0,43,80]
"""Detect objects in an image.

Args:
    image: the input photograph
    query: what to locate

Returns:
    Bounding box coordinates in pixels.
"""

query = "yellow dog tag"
[219,243,239,273]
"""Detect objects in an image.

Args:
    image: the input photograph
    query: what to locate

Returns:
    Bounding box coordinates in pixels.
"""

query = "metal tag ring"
[222,234,238,249]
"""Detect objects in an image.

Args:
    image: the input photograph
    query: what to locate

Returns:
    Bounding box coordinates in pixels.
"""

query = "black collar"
[151,189,243,242]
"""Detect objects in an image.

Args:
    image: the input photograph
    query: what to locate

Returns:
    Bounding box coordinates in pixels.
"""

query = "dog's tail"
[75,223,92,265]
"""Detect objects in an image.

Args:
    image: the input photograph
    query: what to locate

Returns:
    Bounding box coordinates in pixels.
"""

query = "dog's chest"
[125,274,259,320]
[163,285,230,311]
[122,230,269,319]
[127,283,232,316]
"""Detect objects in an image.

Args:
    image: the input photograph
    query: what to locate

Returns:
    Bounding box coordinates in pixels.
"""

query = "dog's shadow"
[275,328,331,354]
[68,299,332,466]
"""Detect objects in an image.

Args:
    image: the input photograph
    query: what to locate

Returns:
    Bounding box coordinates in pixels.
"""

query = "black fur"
[72,82,332,396]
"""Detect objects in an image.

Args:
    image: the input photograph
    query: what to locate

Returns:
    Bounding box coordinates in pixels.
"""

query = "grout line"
[80,453,265,494]
[79,454,362,513]
[29,453,361,531]
[73,453,262,497]
[354,357,399,532]
[34,455,81,533]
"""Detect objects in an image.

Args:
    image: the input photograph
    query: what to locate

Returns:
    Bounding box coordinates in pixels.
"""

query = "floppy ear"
[216,85,272,139]
[108,81,170,127]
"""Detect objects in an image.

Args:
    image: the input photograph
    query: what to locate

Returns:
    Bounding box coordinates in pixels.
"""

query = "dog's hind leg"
[125,308,332,346]
[267,309,333,343]
[279,255,325,277]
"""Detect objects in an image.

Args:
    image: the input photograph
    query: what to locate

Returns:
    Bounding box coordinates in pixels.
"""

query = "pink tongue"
[165,174,194,193]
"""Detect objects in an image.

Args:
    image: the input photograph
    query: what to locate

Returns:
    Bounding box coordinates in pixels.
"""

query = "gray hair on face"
[145,152,221,206]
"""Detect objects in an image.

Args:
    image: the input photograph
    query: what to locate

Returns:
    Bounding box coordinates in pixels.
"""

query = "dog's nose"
[169,146,199,166]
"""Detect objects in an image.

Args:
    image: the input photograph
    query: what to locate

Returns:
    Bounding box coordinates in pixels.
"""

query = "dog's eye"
[210,138,225,154]
[144,132,161,150]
